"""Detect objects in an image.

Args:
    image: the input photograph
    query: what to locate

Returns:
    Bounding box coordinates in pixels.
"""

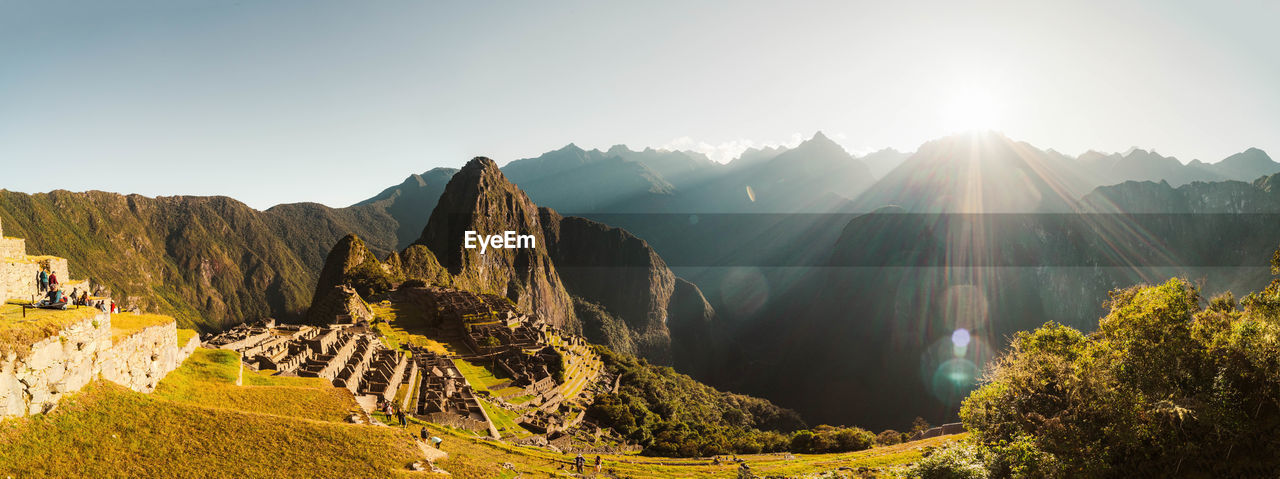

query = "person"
[430,436,443,450]
[574,454,585,474]
[595,455,602,473]
[110,300,118,314]
[396,405,407,427]
[81,291,90,306]
[419,427,429,441]
[48,271,59,291]
[38,269,49,293]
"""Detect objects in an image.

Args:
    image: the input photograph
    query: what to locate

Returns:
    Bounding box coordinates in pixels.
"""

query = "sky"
[3,0,1278,209]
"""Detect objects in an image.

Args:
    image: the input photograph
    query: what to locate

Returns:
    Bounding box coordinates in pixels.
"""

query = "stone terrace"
[1,219,200,418]
[205,320,415,406]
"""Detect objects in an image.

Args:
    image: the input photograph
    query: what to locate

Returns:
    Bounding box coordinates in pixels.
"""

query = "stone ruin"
[2,218,198,418]
[408,346,489,431]
[412,287,549,355]
[206,320,414,403]
[0,218,89,304]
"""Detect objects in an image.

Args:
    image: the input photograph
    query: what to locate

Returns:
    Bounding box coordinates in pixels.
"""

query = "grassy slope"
[1,327,953,478]
[153,348,359,422]
[0,348,426,478]
[109,312,177,342]
[417,417,964,478]
[0,301,100,356]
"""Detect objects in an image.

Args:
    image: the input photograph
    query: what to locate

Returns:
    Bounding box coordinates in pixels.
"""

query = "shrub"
[907,441,988,479]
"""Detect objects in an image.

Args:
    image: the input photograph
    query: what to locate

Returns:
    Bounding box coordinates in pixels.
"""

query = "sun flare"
[939,85,1004,133]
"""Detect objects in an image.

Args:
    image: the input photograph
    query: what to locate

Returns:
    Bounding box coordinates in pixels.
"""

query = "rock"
[416,157,577,329]
[307,235,390,323]
[542,210,720,368]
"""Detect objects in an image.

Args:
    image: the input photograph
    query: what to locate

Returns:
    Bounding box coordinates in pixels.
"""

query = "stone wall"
[0,237,25,261]
[0,312,198,418]
[99,321,184,393]
[1,256,70,302]
[0,313,111,416]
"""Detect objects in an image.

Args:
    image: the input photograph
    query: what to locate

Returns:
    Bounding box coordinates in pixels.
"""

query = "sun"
[938,85,1004,133]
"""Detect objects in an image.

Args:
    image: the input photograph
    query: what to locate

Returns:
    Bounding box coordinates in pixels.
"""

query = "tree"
[911,416,932,436]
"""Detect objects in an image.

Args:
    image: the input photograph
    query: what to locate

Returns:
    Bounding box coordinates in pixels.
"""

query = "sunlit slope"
[0,349,425,478]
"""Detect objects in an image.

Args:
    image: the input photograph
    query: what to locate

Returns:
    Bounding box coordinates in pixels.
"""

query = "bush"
[876,429,904,446]
[960,265,1280,476]
[400,278,427,289]
[907,442,988,479]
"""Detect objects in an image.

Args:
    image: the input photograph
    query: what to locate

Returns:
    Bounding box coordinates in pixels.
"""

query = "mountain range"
[3,130,1279,430]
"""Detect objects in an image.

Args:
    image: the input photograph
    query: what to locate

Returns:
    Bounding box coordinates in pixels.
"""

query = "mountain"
[501,144,717,214]
[353,167,457,249]
[538,209,721,371]
[719,173,1280,430]
[406,157,720,367]
[416,157,578,329]
[1212,147,1280,183]
[0,190,394,331]
[1077,147,1280,188]
[1078,148,1225,187]
[683,131,875,213]
[857,148,912,178]
[853,131,1093,213]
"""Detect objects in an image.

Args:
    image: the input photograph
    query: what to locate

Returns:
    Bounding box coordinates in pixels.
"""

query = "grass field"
[0,345,433,478]
[0,301,101,356]
[416,418,963,478]
[368,299,454,354]
[109,312,176,342]
[0,298,957,477]
[153,348,359,422]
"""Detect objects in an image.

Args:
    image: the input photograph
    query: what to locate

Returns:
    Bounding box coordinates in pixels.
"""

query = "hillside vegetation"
[914,248,1280,477]
[0,190,400,332]
[590,345,900,457]
[0,349,425,478]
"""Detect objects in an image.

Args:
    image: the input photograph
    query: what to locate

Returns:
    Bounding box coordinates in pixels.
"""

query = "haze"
[3,0,1278,208]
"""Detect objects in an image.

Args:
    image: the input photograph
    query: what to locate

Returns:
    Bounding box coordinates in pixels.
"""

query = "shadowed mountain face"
[720,175,1280,430]
[502,132,877,214]
[853,132,1094,213]
[354,167,457,250]
[403,157,720,368]
[416,157,578,330]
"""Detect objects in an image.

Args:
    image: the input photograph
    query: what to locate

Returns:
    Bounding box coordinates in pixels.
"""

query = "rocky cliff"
[539,209,677,361]
[415,157,577,329]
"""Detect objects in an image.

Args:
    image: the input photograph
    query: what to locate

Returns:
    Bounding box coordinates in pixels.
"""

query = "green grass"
[368,300,455,354]
[480,399,531,439]
[0,301,101,357]
[453,358,514,393]
[110,312,176,342]
[175,328,198,345]
[506,394,535,404]
[152,348,359,422]
[0,381,427,478]
[412,419,962,478]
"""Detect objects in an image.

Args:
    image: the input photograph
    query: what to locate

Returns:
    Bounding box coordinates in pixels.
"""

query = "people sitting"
[36,289,68,310]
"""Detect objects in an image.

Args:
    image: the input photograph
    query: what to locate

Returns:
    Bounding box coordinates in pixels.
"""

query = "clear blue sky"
[3,0,1278,209]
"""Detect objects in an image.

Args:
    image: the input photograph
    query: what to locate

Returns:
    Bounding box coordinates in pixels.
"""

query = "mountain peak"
[462,156,502,173]
[557,143,584,154]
